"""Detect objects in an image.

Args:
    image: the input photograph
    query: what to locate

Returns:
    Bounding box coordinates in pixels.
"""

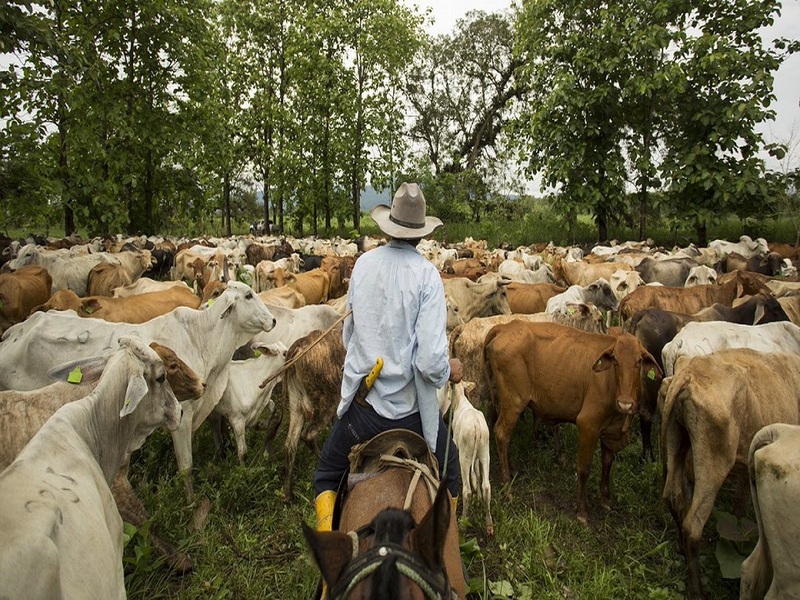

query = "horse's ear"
[302,522,352,590]
[412,483,451,570]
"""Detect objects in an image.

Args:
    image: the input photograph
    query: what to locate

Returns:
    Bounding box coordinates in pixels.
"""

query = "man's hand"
[448,358,463,383]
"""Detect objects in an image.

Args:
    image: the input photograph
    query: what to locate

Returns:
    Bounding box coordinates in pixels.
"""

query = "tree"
[515,0,631,242]
[407,10,524,222]
[659,0,790,245]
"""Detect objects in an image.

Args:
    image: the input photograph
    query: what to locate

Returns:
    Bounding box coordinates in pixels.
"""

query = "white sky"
[411,0,800,172]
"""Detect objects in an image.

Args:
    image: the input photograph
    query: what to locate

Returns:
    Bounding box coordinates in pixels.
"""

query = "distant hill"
[360,186,391,211]
[256,185,390,212]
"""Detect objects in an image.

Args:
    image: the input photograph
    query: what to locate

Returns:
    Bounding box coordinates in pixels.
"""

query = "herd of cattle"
[2,231,800,598]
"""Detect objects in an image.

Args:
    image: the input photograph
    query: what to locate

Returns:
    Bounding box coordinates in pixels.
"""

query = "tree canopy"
[1,1,795,241]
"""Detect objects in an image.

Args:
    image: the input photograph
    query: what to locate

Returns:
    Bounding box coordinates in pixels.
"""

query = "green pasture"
[123,403,748,599]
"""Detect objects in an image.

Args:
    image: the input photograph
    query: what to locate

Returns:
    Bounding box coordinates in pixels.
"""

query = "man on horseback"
[313,182,462,534]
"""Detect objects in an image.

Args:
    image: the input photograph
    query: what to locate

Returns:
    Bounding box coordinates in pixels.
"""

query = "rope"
[258,308,351,389]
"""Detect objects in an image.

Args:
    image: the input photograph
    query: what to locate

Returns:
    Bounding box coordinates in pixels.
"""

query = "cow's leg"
[493,403,524,483]
[111,465,193,574]
[575,419,600,525]
[639,378,659,461]
[233,420,248,465]
[682,455,732,599]
[207,412,230,457]
[460,456,472,521]
[480,451,494,537]
[599,441,615,511]
[171,401,195,502]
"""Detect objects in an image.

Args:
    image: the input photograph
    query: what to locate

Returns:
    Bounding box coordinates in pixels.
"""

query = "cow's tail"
[483,325,503,430]
[660,372,691,516]
[740,426,780,600]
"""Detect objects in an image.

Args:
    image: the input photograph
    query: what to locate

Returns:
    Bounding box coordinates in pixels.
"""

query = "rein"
[329,541,453,600]
[258,308,351,389]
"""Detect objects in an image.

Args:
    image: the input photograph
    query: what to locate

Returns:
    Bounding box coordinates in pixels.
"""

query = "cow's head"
[592,333,662,415]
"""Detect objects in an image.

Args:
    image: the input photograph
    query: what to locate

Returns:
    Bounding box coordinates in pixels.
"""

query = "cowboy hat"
[371,182,442,239]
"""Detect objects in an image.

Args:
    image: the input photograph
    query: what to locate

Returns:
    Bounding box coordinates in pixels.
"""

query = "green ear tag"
[67,367,83,384]
[647,368,656,380]
[124,397,131,408]
[254,350,262,357]
[84,305,93,314]
[207,298,215,307]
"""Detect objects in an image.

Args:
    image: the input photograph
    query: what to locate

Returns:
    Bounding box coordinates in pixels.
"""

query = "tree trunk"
[223,172,232,237]
[695,219,708,247]
[143,148,154,234]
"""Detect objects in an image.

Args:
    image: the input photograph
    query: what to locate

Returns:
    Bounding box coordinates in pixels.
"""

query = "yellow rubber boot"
[315,490,337,532]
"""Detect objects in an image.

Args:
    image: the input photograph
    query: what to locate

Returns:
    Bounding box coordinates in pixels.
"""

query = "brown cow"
[618,270,765,322]
[283,268,331,305]
[320,255,354,299]
[449,306,606,408]
[554,258,634,286]
[33,287,201,323]
[484,321,661,523]
[505,282,566,314]
[443,257,488,281]
[87,262,132,297]
[0,265,52,333]
[660,349,800,599]
[282,325,345,500]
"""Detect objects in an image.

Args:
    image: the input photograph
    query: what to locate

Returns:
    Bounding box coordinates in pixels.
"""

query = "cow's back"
[485,321,615,420]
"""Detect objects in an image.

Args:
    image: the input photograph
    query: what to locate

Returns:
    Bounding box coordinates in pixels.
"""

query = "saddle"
[348,429,439,478]
[332,429,441,530]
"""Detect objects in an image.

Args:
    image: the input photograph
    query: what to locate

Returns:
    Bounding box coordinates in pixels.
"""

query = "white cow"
[740,422,800,600]
[661,320,800,377]
[0,281,276,497]
[112,277,192,298]
[609,269,646,301]
[684,265,717,286]
[438,381,493,536]
[212,341,288,463]
[545,278,619,314]
[0,337,182,600]
[708,235,769,259]
[5,244,152,296]
[250,303,342,351]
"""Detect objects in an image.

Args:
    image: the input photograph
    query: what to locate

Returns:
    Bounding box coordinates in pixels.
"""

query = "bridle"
[328,525,455,600]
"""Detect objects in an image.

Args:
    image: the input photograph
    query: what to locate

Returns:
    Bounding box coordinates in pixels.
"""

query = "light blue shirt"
[337,240,450,451]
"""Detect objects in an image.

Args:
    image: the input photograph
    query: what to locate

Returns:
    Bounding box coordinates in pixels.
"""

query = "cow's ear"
[121,373,148,417]
[592,347,614,372]
[641,351,663,381]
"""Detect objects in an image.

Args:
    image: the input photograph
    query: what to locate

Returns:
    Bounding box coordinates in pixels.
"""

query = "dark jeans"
[313,400,461,498]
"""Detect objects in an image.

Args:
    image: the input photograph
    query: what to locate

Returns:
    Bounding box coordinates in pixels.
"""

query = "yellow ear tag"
[207,298,215,307]
[596,360,602,367]
[647,368,656,380]
[67,367,83,384]
[567,306,576,315]
[124,397,131,408]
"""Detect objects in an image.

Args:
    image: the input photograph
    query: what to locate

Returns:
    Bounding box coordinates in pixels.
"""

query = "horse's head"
[303,483,454,599]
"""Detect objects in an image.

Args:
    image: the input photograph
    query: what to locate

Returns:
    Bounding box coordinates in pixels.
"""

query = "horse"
[303,430,467,599]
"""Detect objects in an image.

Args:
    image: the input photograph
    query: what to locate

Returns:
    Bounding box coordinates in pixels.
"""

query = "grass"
[123,404,748,599]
